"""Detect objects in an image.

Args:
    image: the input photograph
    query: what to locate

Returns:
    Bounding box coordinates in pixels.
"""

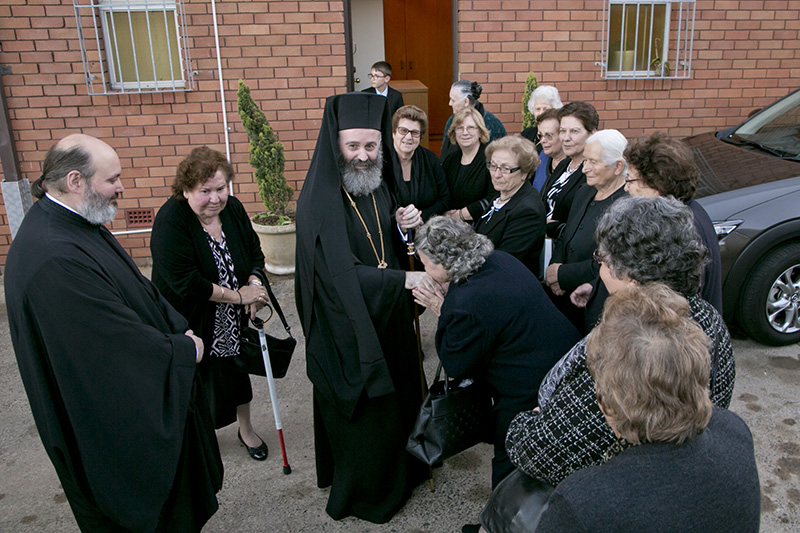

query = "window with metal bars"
[598,0,695,80]
[73,0,194,95]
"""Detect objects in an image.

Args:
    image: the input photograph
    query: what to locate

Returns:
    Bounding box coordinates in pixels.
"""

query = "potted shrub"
[520,72,539,131]
[237,79,296,275]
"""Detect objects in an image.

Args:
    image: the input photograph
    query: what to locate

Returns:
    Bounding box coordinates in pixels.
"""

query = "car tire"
[738,243,800,346]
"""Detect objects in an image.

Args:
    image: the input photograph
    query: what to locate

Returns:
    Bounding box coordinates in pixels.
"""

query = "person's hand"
[412,285,445,316]
[570,283,593,308]
[396,204,422,230]
[238,285,268,320]
[444,209,460,219]
[185,329,204,363]
[545,263,564,295]
[404,271,444,293]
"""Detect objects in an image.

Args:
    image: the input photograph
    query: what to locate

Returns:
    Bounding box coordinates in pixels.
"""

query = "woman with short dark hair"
[152,146,272,461]
[534,283,760,532]
[412,216,580,490]
[623,131,723,313]
[390,105,450,232]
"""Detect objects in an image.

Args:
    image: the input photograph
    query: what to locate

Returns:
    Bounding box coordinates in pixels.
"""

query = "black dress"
[442,143,494,220]
[390,145,450,221]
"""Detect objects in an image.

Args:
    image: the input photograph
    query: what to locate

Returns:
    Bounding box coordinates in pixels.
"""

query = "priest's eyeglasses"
[486,163,521,175]
[396,127,421,139]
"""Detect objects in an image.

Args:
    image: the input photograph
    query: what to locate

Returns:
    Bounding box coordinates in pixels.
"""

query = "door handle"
[355,77,361,84]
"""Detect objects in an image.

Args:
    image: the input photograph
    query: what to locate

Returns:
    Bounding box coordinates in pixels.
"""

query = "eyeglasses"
[624,178,642,184]
[593,249,607,265]
[537,132,557,141]
[368,73,386,80]
[486,163,521,175]
[455,125,478,134]
[396,127,421,139]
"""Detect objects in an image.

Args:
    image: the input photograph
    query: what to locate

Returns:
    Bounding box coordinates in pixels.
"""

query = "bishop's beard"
[339,146,383,197]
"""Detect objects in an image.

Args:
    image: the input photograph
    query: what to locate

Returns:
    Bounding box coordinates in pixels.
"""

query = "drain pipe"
[210,0,234,195]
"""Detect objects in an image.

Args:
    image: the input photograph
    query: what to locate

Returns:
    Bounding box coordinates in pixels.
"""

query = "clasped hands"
[395,204,423,231]
[405,271,448,317]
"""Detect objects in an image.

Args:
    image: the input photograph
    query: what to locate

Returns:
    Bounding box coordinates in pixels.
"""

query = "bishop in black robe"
[6,193,222,530]
[295,93,427,524]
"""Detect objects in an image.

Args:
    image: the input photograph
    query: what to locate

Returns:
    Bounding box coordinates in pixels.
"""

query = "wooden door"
[383,0,452,154]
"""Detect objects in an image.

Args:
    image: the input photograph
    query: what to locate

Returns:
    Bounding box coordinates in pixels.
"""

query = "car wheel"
[739,243,800,346]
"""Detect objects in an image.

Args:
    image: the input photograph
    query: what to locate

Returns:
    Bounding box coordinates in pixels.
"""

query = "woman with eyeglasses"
[442,108,494,224]
[472,135,546,276]
[540,101,599,238]
[390,106,450,233]
[521,84,564,150]
[528,108,567,193]
[440,80,507,160]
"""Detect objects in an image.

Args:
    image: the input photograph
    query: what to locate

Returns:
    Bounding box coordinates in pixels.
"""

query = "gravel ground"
[1,273,798,532]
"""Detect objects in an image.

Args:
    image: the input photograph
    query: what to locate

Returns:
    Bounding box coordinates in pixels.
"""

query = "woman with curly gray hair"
[413,216,580,497]
[506,195,735,489]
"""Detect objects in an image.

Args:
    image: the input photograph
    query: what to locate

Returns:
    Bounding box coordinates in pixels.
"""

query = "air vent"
[125,208,154,228]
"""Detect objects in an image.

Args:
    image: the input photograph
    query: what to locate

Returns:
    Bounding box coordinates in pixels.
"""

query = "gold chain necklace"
[342,187,388,268]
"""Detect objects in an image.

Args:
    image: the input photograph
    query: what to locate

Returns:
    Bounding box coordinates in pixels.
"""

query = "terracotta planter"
[251,221,296,275]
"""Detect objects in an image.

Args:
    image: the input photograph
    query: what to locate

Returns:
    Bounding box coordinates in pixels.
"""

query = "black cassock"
[5,197,222,532]
[296,93,426,524]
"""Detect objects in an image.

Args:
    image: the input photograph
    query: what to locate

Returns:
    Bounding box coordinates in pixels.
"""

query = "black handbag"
[478,468,555,533]
[406,362,493,466]
[233,278,296,379]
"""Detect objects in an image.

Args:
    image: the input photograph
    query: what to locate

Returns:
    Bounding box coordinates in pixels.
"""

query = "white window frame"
[74,0,194,95]
[598,0,695,80]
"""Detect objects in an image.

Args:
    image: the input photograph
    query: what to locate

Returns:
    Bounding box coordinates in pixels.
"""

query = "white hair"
[586,129,628,177]
[527,85,563,114]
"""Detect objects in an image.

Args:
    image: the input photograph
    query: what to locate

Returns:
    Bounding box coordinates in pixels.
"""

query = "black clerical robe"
[5,197,222,532]
[296,92,425,524]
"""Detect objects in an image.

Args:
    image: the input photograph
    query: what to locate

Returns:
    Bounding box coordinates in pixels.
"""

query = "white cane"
[252,316,291,474]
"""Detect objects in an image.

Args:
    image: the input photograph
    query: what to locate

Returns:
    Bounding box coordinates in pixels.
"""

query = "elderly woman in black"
[474,135,546,276]
[412,216,580,491]
[623,131,723,313]
[544,129,628,329]
[442,108,494,223]
[506,196,736,487]
[440,80,506,159]
[536,283,759,532]
[151,146,271,461]
[391,105,450,231]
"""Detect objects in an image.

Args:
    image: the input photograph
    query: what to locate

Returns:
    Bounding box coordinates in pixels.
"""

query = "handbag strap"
[253,268,294,339]
[433,362,450,397]
[264,278,294,338]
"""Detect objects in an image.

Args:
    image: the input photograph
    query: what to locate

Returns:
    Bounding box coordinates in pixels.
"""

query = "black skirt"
[198,354,254,429]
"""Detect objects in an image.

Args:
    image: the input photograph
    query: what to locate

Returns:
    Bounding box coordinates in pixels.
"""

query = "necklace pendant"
[377,261,388,269]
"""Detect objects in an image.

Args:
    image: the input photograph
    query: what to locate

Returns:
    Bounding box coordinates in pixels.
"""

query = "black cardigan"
[541,158,587,238]
[390,145,450,221]
[442,143,494,220]
[473,180,546,276]
[150,195,265,355]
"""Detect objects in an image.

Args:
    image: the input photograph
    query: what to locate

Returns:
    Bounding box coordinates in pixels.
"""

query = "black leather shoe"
[238,430,268,461]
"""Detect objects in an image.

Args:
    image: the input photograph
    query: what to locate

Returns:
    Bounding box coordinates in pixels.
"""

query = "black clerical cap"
[336,93,386,131]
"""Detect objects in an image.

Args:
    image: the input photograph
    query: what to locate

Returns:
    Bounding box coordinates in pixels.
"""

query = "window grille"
[598,0,695,80]
[73,0,194,95]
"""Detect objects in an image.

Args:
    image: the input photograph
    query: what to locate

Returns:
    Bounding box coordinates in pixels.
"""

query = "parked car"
[687,88,800,346]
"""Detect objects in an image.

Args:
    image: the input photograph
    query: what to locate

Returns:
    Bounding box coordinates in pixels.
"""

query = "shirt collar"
[45,192,81,216]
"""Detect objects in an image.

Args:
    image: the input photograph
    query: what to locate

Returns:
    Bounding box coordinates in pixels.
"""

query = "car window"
[732,90,800,159]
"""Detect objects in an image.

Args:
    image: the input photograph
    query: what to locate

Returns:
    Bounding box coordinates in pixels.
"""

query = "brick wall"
[0,0,347,266]
[1,0,798,266]
[457,0,800,136]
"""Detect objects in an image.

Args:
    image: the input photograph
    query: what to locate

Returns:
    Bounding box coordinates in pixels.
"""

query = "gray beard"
[77,184,118,225]
[339,146,383,197]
